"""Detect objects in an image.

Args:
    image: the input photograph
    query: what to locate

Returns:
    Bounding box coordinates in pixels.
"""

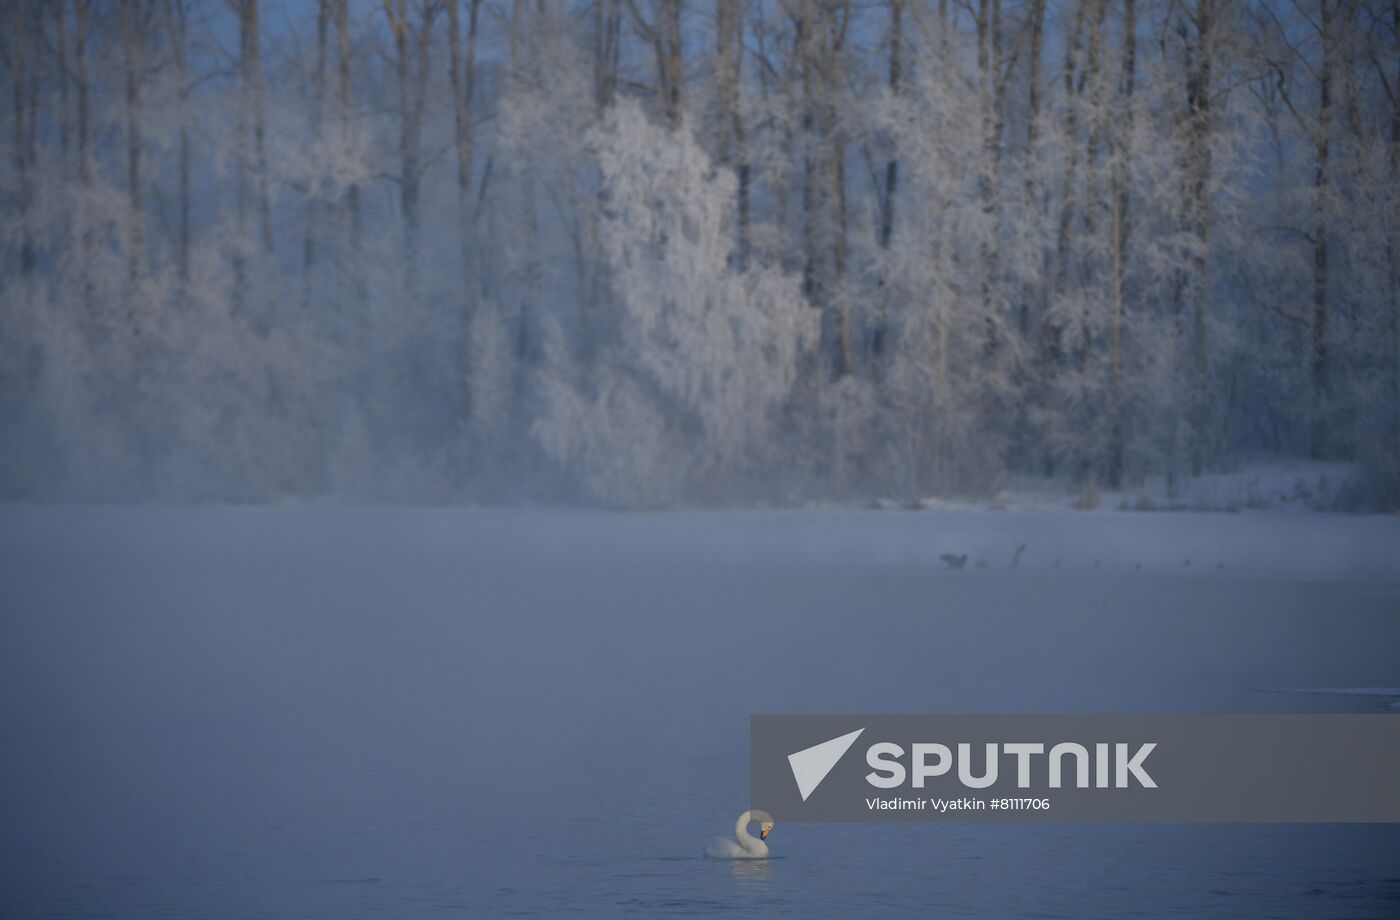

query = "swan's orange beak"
[760,828,770,840]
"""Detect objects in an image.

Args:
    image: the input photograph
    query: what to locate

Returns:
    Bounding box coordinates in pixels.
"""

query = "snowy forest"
[1,0,1397,507]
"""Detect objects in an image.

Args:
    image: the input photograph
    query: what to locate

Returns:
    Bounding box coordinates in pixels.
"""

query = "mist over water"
[2,506,1397,918]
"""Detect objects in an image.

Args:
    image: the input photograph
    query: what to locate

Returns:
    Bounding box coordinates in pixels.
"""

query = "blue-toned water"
[2,507,1398,918]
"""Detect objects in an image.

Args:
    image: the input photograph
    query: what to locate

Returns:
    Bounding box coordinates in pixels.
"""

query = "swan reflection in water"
[730,856,773,886]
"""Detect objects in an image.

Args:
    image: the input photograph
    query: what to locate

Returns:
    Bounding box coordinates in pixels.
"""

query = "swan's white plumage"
[703,809,773,859]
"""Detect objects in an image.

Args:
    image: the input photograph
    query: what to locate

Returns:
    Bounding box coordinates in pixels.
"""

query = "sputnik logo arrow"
[787,728,865,802]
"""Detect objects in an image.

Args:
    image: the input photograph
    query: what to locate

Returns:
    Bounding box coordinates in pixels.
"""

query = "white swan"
[703,809,774,859]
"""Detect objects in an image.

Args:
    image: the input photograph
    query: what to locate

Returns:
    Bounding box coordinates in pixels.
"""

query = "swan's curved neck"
[734,810,761,850]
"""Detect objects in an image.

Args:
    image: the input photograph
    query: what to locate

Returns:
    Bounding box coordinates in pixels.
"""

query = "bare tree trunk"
[1012,0,1047,465]
[448,0,482,354]
[228,2,275,320]
[828,2,852,377]
[384,0,436,294]
[121,0,146,290]
[448,0,480,208]
[1047,0,1089,355]
[1024,0,1046,214]
[716,0,750,270]
[332,0,362,308]
[162,0,192,287]
[626,0,684,127]
[510,0,541,366]
[797,0,820,309]
[74,0,91,187]
[251,5,272,254]
[879,0,901,253]
[1080,0,1109,365]
[663,0,683,125]
[232,0,273,257]
[1309,0,1336,458]
[1389,1,1400,440]
[871,0,902,363]
[934,211,952,494]
[796,0,852,377]
[1107,0,1136,487]
[594,0,621,110]
[976,0,1007,354]
[301,0,329,309]
[51,3,70,166]
[12,0,35,276]
[74,0,93,315]
[233,9,247,311]
[1034,0,1090,476]
[579,0,620,364]
[938,0,950,68]
[1186,0,1214,477]
[751,1,791,267]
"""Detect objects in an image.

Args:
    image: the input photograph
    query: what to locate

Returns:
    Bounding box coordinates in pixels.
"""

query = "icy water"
[2,506,1398,918]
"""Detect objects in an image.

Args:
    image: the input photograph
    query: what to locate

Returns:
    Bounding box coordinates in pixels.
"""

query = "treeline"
[0,1,1397,507]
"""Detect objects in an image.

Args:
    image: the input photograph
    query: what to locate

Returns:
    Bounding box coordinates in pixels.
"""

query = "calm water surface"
[2,507,1398,918]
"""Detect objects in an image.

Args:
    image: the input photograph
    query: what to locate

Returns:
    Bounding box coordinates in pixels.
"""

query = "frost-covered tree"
[532,102,816,507]
[874,26,1017,494]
